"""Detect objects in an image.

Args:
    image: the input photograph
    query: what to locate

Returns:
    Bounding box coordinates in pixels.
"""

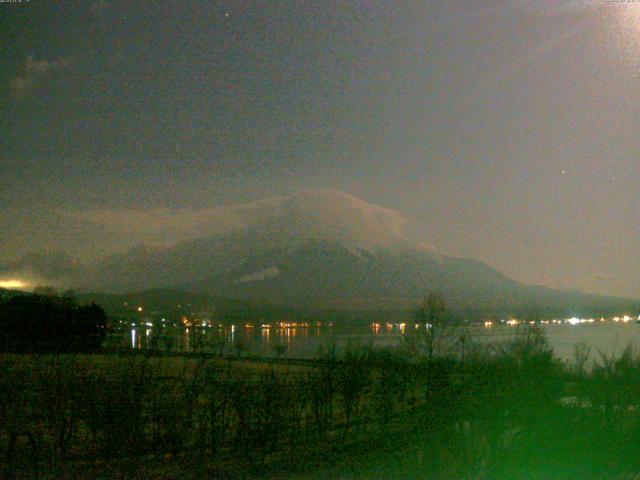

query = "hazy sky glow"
[1,1,639,297]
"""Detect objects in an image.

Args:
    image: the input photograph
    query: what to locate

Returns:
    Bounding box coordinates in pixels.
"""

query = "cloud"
[10,56,72,99]
[61,189,438,256]
[65,190,405,248]
[0,250,82,291]
[0,250,77,279]
[61,204,263,247]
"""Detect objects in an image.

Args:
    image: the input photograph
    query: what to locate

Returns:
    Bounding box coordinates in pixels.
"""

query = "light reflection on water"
[111,322,640,362]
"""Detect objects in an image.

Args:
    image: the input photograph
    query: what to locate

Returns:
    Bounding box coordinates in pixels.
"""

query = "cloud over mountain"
[65,189,434,254]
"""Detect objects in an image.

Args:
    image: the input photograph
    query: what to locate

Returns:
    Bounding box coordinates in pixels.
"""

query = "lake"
[108,318,640,363]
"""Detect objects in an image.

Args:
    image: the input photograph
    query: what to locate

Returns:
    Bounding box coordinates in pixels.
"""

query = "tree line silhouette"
[0,290,107,353]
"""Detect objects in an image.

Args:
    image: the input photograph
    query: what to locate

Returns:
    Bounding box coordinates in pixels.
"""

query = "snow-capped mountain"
[78,189,634,317]
[86,188,437,289]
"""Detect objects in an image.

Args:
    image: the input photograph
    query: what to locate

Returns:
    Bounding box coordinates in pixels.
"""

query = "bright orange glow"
[0,279,27,289]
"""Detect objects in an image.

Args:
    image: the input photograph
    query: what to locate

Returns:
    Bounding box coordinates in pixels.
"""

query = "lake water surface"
[111,321,640,363]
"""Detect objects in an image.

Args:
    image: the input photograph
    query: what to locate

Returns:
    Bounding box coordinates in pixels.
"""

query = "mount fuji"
[77,189,635,318]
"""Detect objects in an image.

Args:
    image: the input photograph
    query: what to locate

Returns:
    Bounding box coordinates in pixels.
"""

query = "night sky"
[1,1,639,297]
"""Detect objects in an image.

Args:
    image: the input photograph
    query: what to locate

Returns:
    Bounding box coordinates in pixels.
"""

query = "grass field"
[3,327,640,479]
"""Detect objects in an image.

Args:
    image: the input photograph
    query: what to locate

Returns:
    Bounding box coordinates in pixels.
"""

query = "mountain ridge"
[8,189,637,319]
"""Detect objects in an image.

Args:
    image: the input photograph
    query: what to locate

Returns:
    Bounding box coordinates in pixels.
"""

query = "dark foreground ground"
[3,327,640,479]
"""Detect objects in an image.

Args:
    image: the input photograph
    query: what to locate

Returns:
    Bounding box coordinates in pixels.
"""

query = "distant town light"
[0,279,26,289]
